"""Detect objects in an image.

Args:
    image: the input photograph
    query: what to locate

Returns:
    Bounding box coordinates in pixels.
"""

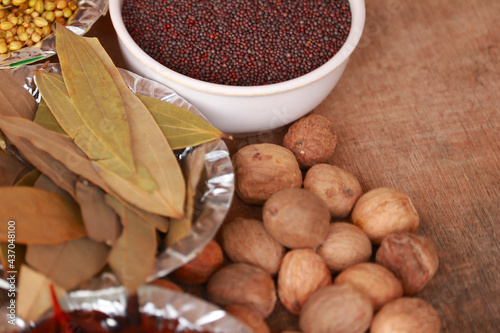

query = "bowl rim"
[109,0,366,96]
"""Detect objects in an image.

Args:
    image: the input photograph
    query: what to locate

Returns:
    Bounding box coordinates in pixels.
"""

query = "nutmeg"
[303,164,363,218]
[221,218,285,275]
[263,188,331,249]
[232,143,302,205]
[351,187,420,244]
[206,263,276,318]
[225,304,271,333]
[283,113,337,168]
[376,232,439,295]
[334,262,403,310]
[299,284,373,333]
[370,297,441,333]
[170,240,224,285]
[277,249,332,315]
[316,222,372,271]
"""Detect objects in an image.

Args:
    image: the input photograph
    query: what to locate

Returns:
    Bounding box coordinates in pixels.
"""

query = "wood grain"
[89,1,500,331]
[320,2,500,331]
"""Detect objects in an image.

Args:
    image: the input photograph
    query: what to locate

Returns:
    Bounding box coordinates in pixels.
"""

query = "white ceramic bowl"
[110,0,365,135]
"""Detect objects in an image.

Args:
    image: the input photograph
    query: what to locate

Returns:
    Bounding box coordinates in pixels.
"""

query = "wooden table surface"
[86,1,500,332]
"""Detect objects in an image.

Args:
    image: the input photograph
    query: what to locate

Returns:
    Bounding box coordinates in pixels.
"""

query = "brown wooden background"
[86,0,500,332]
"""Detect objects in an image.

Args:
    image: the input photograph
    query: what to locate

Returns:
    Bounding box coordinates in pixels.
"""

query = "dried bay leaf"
[94,169,182,217]
[33,27,183,216]
[0,241,26,273]
[17,264,66,322]
[0,87,86,196]
[7,134,79,197]
[0,115,109,192]
[166,185,195,247]
[3,132,178,225]
[184,145,208,189]
[15,168,41,187]
[34,174,74,203]
[25,237,110,291]
[0,187,86,245]
[0,70,37,160]
[119,106,185,217]
[0,150,32,272]
[126,203,169,233]
[136,94,224,150]
[55,24,136,176]
[166,146,207,247]
[106,195,157,294]
[75,179,120,245]
[0,154,31,186]
[35,91,224,150]
[35,70,157,193]
[4,104,174,218]
[33,98,66,135]
[104,194,169,234]
[0,116,177,216]
[0,71,37,120]
[86,37,186,218]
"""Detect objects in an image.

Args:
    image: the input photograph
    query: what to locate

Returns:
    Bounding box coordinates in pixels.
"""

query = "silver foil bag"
[0,64,238,331]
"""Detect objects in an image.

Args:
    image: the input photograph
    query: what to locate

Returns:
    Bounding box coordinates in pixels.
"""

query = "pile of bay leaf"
[0,24,226,322]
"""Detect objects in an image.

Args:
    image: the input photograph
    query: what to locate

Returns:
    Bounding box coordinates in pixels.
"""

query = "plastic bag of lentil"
[0,63,235,328]
[0,0,109,69]
[2,285,253,332]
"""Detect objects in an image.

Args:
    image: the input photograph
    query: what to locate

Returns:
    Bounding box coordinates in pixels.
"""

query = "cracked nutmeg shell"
[376,232,439,295]
[232,143,302,205]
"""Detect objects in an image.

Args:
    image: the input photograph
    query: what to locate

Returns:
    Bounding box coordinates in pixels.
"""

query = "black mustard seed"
[122,0,352,86]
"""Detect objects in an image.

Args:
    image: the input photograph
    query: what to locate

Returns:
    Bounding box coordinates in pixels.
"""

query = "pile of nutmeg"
[168,114,442,333]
